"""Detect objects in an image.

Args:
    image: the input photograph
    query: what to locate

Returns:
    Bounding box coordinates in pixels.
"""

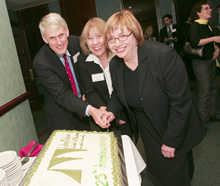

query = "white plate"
[0,169,6,182]
[3,159,20,172]
[5,162,21,173]
[6,168,22,181]
[0,151,17,168]
[7,173,23,185]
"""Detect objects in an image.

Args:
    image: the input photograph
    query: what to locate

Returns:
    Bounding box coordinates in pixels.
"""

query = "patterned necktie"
[168,27,174,48]
[63,54,82,119]
[63,54,78,96]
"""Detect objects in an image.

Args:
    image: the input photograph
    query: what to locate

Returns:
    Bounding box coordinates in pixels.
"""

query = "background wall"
[0,0,37,153]
[95,0,122,21]
[211,0,220,26]
[48,0,61,14]
[158,0,172,20]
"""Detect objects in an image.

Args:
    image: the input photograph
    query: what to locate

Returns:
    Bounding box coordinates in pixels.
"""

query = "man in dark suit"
[160,14,183,54]
[34,13,109,135]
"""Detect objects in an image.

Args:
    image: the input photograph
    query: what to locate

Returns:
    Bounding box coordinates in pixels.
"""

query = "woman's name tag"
[91,73,104,82]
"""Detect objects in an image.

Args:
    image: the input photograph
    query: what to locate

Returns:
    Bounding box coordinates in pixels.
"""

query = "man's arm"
[33,50,88,116]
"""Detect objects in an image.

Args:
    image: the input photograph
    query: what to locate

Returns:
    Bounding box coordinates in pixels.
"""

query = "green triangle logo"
[50,169,82,184]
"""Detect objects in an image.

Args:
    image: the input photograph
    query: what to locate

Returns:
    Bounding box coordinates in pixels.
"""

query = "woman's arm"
[212,45,220,60]
[190,22,220,46]
[198,36,220,46]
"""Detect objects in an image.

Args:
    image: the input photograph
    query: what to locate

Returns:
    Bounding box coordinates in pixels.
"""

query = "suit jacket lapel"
[137,43,148,98]
[117,61,127,106]
[48,47,69,82]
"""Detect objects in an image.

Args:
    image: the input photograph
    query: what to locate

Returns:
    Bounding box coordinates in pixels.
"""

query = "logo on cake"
[47,134,109,185]
[47,149,86,184]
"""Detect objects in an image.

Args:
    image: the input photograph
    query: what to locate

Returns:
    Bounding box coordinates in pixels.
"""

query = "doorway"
[122,0,159,40]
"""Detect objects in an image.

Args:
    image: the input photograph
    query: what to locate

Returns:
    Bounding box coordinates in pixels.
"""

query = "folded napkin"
[19,141,43,158]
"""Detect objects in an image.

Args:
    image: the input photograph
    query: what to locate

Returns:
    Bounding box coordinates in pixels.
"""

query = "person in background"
[33,13,109,135]
[182,15,192,38]
[143,25,156,41]
[181,15,196,90]
[76,17,132,136]
[160,14,183,54]
[102,10,205,186]
[190,1,220,128]
[215,4,220,32]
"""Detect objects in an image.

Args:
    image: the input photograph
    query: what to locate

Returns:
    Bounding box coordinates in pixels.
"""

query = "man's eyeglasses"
[107,32,132,44]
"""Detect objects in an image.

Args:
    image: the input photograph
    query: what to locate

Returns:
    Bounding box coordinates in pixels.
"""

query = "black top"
[124,64,141,108]
[190,22,215,60]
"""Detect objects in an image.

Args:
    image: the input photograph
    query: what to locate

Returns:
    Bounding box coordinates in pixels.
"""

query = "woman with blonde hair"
[143,25,156,41]
[77,17,132,136]
[102,9,205,185]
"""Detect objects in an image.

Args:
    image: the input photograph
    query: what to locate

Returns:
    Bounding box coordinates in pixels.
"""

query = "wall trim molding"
[0,92,30,117]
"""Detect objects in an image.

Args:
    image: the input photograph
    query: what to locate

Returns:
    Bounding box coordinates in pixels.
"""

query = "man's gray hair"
[39,13,67,36]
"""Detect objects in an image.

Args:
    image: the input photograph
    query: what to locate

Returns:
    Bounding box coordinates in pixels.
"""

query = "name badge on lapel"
[92,73,104,82]
[72,52,80,63]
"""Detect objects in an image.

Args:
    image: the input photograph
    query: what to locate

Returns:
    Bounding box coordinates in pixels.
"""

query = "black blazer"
[160,24,183,53]
[77,52,129,123]
[76,53,110,108]
[33,36,89,133]
[108,40,205,156]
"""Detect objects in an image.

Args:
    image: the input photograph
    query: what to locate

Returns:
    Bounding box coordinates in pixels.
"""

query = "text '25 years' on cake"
[24,130,122,186]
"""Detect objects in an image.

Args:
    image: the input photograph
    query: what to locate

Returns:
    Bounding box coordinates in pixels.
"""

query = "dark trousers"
[192,59,217,124]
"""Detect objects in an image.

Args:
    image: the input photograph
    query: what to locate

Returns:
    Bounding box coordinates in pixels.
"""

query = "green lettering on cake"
[51,169,82,184]
[99,136,107,167]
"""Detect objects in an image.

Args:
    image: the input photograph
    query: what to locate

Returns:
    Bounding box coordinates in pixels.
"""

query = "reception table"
[19,134,146,186]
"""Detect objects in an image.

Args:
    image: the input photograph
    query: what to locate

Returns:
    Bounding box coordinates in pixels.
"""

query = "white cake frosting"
[24,130,121,186]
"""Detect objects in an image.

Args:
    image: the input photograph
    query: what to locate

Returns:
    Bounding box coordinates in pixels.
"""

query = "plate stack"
[0,151,23,186]
[0,169,8,186]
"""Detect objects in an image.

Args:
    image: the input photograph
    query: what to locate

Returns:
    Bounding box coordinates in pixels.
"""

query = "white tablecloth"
[122,135,146,186]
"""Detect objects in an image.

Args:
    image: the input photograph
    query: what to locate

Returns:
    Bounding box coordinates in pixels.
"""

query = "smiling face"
[86,27,107,58]
[197,4,212,20]
[42,26,69,55]
[107,26,138,62]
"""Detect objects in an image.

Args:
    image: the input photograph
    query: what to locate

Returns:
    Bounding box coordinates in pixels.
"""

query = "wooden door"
[13,30,42,112]
[59,0,97,36]
[17,4,49,61]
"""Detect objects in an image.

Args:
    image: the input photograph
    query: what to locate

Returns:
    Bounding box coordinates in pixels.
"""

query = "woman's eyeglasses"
[107,32,132,44]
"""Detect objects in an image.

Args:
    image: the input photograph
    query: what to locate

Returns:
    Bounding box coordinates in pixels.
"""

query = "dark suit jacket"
[160,24,184,53]
[108,40,205,156]
[33,35,89,134]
